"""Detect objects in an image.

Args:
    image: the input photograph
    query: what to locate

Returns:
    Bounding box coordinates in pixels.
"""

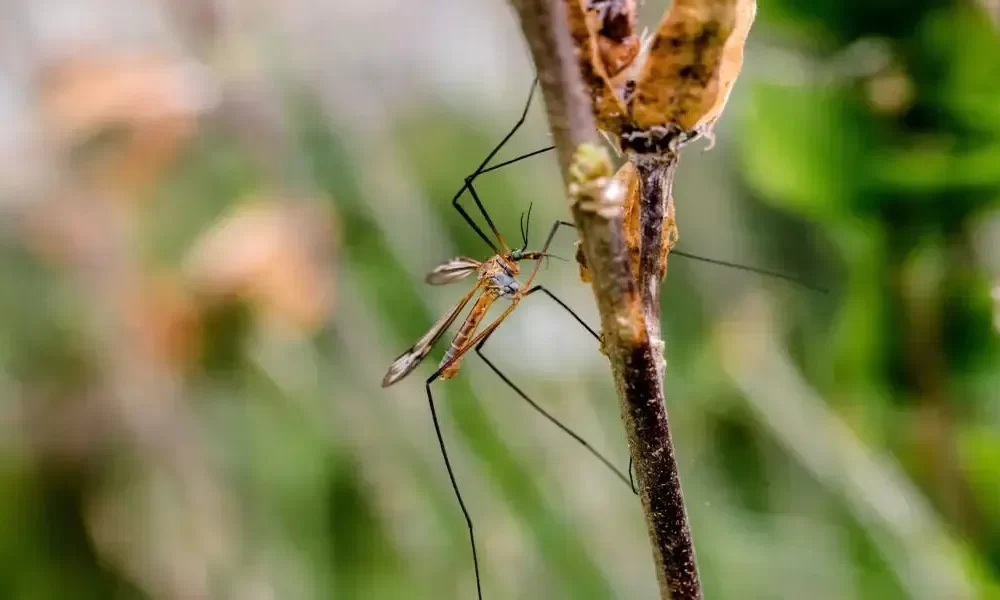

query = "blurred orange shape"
[185,198,338,334]
[38,51,216,197]
[128,274,203,372]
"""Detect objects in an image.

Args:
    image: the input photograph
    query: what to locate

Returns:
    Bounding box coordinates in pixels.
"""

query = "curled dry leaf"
[565,0,629,134]
[568,0,755,140]
[618,162,642,278]
[37,51,216,197]
[661,192,679,278]
[691,0,757,141]
[631,0,750,133]
[582,0,641,83]
[185,198,338,334]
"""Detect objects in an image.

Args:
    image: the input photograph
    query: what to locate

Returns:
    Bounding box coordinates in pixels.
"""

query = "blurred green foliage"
[0,1,997,599]
[744,0,1000,591]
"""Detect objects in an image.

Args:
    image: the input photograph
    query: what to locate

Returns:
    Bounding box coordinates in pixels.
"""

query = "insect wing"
[425,256,481,285]
[381,283,481,387]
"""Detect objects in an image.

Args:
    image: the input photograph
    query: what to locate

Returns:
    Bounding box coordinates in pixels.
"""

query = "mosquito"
[382,78,825,600]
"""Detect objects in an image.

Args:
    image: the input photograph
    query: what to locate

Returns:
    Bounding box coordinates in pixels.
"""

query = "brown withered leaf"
[38,52,213,198]
[565,0,629,134]
[582,0,641,83]
[185,198,338,334]
[618,161,642,279]
[575,241,592,283]
[661,193,679,278]
[692,0,757,140]
[630,0,744,132]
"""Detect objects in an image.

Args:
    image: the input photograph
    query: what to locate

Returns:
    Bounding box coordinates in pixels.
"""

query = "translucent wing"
[425,256,480,285]
[381,281,481,387]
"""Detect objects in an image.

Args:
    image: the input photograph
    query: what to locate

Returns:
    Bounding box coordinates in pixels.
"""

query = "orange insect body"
[439,256,519,379]
[382,247,537,389]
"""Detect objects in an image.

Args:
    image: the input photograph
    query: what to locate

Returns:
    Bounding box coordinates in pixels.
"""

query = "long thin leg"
[475,286,637,494]
[477,145,554,176]
[425,372,483,600]
[452,78,555,254]
[525,285,598,340]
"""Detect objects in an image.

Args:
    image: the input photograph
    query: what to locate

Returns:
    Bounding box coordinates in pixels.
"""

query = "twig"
[634,154,679,341]
[507,1,701,598]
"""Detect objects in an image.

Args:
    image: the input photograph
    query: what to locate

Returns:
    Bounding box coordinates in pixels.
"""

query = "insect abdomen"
[439,293,496,379]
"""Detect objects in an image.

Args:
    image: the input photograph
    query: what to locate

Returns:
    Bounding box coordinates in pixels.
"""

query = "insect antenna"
[519,203,533,251]
[521,213,528,251]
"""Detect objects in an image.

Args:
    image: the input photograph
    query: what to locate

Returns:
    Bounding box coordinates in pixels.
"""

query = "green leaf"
[741,85,874,222]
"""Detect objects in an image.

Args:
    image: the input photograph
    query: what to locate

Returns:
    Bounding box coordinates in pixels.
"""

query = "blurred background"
[0,0,998,598]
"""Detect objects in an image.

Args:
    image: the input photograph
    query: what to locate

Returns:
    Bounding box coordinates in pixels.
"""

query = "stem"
[507,1,701,598]
[635,155,679,341]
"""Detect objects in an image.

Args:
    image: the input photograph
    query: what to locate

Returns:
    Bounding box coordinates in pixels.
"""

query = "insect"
[382,78,824,600]
[381,80,640,600]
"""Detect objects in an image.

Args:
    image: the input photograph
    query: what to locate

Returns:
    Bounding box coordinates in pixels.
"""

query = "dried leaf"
[574,241,592,283]
[565,0,629,134]
[630,0,744,132]
[618,161,642,279]
[661,194,679,279]
[582,0,641,82]
[185,198,338,333]
[692,0,757,140]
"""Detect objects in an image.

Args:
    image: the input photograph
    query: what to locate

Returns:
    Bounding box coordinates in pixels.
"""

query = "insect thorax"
[478,256,520,298]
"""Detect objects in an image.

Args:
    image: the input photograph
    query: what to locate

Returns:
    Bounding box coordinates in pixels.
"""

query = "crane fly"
[381,77,826,600]
[380,79,640,600]
[382,209,559,388]
[381,210,634,600]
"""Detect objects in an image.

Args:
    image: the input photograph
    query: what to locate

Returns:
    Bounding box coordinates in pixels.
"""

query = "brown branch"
[507,1,701,598]
[635,154,679,341]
